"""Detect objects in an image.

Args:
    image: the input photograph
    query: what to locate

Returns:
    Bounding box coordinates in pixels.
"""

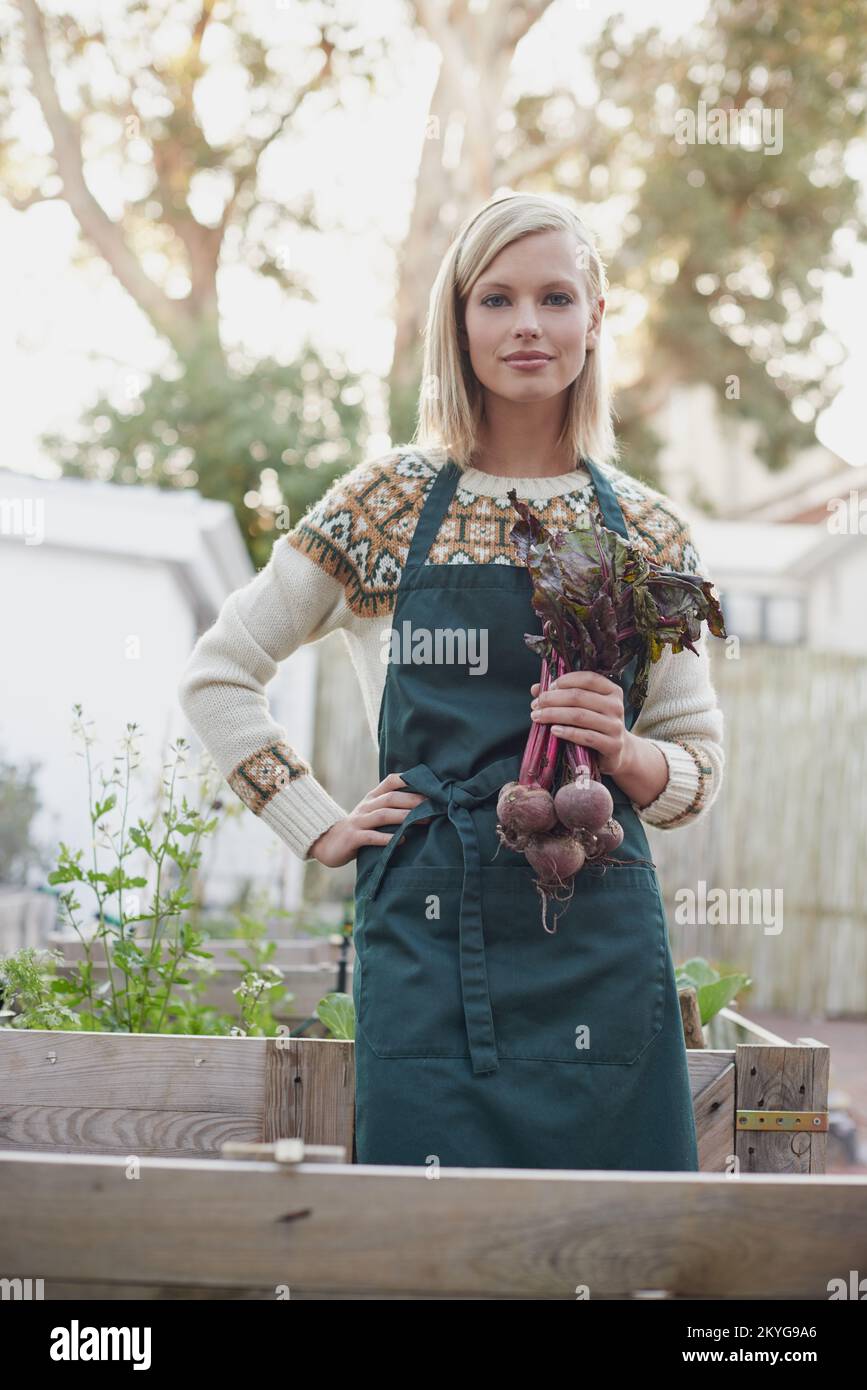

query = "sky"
[1,0,865,481]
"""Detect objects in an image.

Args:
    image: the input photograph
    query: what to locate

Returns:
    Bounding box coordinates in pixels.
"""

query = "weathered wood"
[0,1105,260,1157]
[735,1043,829,1175]
[0,1031,827,1174]
[1,1150,864,1300]
[0,1032,355,1158]
[686,1047,732,1097]
[693,1064,736,1173]
[717,1008,790,1045]
[678,986,704,1048]
[263,1038,355,1152]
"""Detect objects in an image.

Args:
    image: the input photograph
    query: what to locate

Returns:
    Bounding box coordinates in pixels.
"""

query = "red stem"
[519,650,561,789]
[556,650,599,783]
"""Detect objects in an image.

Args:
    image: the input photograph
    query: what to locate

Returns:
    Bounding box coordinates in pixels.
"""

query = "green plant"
[220,909,296,1037]
[0,947,81,1030]
[316,991,354,1040]
[40,706,225,1033]
[675,957,752,1026]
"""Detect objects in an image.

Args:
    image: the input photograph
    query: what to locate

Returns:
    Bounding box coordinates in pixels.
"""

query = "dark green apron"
[352,457,699,1171]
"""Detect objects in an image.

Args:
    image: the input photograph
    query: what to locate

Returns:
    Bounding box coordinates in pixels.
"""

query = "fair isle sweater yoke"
[177,444,725,861]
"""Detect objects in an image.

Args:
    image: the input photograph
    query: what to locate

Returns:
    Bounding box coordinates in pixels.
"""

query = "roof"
[691,517,865,583]
[0,468,253,626]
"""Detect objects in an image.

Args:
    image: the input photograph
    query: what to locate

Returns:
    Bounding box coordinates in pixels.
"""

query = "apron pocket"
[354,867,470,1059]
[481,863,668,1065]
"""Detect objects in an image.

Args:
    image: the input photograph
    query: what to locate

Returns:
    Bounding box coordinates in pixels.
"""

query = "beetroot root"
[554,774,613,833]
[524,830,586,883]
[497,781,557,837]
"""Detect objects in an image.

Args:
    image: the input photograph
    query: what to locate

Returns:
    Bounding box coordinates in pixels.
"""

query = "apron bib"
[352,457,699,1171]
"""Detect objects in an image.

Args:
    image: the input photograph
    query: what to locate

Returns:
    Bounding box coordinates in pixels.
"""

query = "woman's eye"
[481,293,573,307]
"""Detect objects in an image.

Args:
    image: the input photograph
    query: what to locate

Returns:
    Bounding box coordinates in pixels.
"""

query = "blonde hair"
[411,191,619,471]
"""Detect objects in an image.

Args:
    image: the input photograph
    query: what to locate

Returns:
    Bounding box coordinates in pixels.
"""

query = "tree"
[1,0,388,564]
[390,0,867,483]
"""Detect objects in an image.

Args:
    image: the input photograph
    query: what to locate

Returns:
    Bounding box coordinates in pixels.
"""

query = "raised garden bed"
[0,1024,828,1174]
[0,1145,861,1300]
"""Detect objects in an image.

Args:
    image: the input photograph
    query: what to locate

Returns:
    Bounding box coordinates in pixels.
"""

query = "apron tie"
[363,756,519,1076]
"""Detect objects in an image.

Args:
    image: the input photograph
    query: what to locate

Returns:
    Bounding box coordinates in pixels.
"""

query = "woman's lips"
[504,356,552,371]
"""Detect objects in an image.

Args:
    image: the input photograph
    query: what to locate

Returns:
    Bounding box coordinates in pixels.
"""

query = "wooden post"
[735,1041,829,1174]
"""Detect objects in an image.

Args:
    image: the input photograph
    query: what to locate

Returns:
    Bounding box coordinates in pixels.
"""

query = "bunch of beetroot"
[496,641,625,933]
[496,491,726,933]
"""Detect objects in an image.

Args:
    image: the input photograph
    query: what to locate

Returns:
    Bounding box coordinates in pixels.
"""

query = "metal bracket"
[220,1140,348,1164]
[736,1109,828,1132]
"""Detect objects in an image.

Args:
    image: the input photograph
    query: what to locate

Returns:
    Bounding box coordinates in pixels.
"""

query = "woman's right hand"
[306,773,430,867]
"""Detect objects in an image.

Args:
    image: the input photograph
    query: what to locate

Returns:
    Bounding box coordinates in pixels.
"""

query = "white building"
[0,470,318,915]
[691,517,867,653]
[648,384,867,654]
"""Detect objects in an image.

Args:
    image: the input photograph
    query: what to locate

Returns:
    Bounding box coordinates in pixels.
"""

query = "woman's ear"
[585,296,605,350]
[457,321,469,352]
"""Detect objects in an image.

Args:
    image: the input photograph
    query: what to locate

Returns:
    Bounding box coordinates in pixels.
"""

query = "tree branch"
[500,128,582,185]
[217,38,336,238]
[503,0,555,51]
[16,0,182,344]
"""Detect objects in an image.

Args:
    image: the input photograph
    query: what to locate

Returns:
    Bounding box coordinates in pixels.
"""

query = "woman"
[178,191,724,1172]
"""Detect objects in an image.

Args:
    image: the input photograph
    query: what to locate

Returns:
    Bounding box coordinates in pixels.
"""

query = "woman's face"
[459,228,604,405]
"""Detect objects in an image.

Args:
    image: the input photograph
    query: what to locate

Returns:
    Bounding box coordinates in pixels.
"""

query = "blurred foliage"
[0,751,47,885]
[41,327,369,570]
[3,0,865,530]
[392,0,867,485]
[549,0,867,478]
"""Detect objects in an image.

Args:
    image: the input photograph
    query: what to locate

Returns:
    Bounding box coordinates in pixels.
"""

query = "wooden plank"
[689,1050,739,1169]
[693,1065,736,1173]
[0,1033,354,1158]
[795,1037,830,1175]
[735,1043,829,1175]
[0,1031,267,1111]
[263,1039,354,1154]
[687,1047,733,1098]
[0,1106,261,1158]
[1,1151,865,1300]
[2,1032,820,1171]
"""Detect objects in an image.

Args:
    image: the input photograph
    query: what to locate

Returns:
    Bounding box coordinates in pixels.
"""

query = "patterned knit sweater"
[177,444,725,860]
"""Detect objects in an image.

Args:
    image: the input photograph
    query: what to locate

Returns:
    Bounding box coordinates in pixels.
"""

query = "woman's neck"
[469,409,577,478]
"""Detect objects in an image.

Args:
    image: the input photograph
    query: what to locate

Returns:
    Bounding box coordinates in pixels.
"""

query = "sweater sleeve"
[625,507,726,831]
[628,629,725,829]
[177,530,353,862]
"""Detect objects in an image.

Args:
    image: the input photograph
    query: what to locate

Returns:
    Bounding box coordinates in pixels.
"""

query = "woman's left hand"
[530,671,634,777]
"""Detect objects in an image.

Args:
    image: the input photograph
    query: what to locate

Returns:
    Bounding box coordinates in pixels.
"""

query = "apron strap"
[403,458,462,572]
[581,456,629,539]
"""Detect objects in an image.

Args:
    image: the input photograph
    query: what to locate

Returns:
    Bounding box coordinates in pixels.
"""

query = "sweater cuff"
[630,739,701,829]
[224,740,349,861]
[260,774,349,861]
